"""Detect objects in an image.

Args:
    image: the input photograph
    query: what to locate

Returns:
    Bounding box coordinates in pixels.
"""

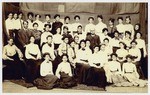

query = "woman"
[134,23,141,38]
[25,36,42,83]
[122,31,132,50]
[107,18,116,38]
[3,38,24,79]
[87,45,107,89]
[33,53,58,90]
[56,54,77,88]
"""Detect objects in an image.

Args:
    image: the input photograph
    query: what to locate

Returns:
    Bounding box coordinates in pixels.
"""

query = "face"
[90,29,95,34]
[55,16,60,21]
[118,19,123,24]
[112,55,117,61]
[75,17,80,22]
[131,42,136,48]
[97,17,102,22]
[75,37,79,43]
[86,41,90,47]
[8,39,13,45]
[70,42,75,47]
[114,32,119,37]
[94,47,99,53]
[135,25,139,30]
[100,45,105,51]
[103,30,108,35]
[8,13,13,19]
[64,38,69,44]
[89,18,93,23]
[45,55,50,61]
[18,13,23,19]
[45,25,50,31]
[63,28,68,34]
[65,18,70,23]
[47,37,52,44]
[36,15,40,20]
[56,28,61,34]
[81,42,86,48]
[136,33,141,39]
[30,37,35,43]
[28,14,33,20]
[119,43,124,48]
[33,24,38,30]
[109,20,113,26]
[77,27,82,32]
[13,13,18,19]
[23,22,28,29]
[104,40,109,45]
[45,16,50,21]
[125,18,130,24]
[125,33,130,38]
[62,56,68,62]
[127,57,132,62]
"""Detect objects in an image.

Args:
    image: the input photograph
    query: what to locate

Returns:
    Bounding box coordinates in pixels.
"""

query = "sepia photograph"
[2,2,148,93]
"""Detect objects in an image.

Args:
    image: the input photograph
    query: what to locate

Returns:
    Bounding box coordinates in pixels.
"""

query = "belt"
[110,70,118,72]
[93,63,101,66]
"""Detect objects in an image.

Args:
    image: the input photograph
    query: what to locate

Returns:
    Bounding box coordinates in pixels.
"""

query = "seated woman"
[55,54,77,88]
[3,38,24,79]
[106,53,126,86]
[34,53,58,90]
[87,45,107,89]
[122,55,147,87]
[75,40,91,84]
[25,36,42,83]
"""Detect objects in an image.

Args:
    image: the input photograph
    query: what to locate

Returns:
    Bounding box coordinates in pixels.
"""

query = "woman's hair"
[74,15,80,20]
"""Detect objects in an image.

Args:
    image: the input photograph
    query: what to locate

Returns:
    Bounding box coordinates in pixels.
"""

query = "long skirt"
[86,67,107,89]
[75,63,91,84]
[57,72,77,88]
[3,54,25,80]
[33,74,58,89]
[25,59,42,83]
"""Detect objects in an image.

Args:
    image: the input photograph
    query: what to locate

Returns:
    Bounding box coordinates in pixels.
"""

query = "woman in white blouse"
[55,54,77,88]
[25,36,42,83]
[33,53,58,89]
[122,55,147,87]
[3,38,24,79]
[122,31,132,50]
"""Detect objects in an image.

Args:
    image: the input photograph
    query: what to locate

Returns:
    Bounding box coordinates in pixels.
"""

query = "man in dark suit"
[86,29,101,50]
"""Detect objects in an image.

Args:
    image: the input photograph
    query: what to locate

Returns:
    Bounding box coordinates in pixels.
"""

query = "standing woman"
[3,38,24,79]
[122,31,132,50]
[25,36,42,83]
[134,23,141,38]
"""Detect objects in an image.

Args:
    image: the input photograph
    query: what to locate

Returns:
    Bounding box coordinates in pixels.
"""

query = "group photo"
[2,2,148,93]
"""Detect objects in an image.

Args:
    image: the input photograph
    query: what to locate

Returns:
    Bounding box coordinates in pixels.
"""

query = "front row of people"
[2,37,147,90]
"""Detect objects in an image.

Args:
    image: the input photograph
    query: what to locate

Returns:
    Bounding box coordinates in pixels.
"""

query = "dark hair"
[74,15,80,20]
[44,24,51,28]
[79,40,86,49]
[63,26,69,30]
[61,54,69,60]
[74,35,79,39]
[23,21,28,25]
[54,14,60,19]
[64,16,70,20]
[103,38,109,42]
[88,17,94,21]
[93,45,100,50]
[126,54,133,60]
[119,41,126,49]
[35,14,41,18]
[102,28,108,33]
[62,36,69,40]
[109,18,115,23]
[97,15,103,19]
[45,14,51,18]
[110,53,118,58]
[114,30,119,34]
[18,12,23,15]
[134,23,141,31]
[27,12,34,17]
[125,31,131,36]
[117,17,123,21]
[33,22,39,27]
[77,25,82,29]
[135,32,142,37]
[46,35,53,40]
[43,52,51,58]
[130,40,137,45]
[100,44,106,49]
[126,16,131,21]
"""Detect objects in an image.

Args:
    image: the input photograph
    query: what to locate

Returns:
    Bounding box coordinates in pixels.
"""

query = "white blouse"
[33,20,44,31]
[122,62,137,73]
[85,23,96,34]
[40,60,54,76]
[12,18,22,29]
[95,22,107,34]
[72,22,82,32]
[53,34,63,44]
[55,62,72,78]
[128,48,141,62]
[40,32,53,46]
[124,24,134,39]
[107,61,121,73]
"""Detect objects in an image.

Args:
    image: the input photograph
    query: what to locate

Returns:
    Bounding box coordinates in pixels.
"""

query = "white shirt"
[124,24,134,39]
[107,61,121,73]
[5,18,14,36]
[136,39,147,57]
[33,20,44,31]
[55,62,72,78]
[53,34,63,44]
[58,42,70,56]
[25,43,41,59]
[111,38,120,47]
[128,47,141,62]
[43,21,53,30]
[123,62,137,73]
[42,43,55,60]
[104,44,113,55]
[12,18,22,29]
[100,35,112,42]
[85,23,96,34]
[98,50,108,64]
[27,19,33,29]
[40,32,53,46]
[116,49,128,58]
[40,60,54,76]
[62,23,72,34]
[122,38,132,47]
[72,22,82,32]
[95,22,107,35]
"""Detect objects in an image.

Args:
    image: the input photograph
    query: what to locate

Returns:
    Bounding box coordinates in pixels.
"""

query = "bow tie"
[82,48,85,51]
[48,43,52,47]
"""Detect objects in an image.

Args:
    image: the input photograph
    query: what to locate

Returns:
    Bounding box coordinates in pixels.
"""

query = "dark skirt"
[112,46,120,53]
[3,54,25,80]
[75,63,91,84]
[33,74,58,90]
[86,67,107,89]
[25,59,42,83]
[54,44,60,50]
[57,72,77,88]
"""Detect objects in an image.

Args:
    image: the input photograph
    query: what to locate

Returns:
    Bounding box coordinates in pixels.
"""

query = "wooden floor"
[2,80,148,93]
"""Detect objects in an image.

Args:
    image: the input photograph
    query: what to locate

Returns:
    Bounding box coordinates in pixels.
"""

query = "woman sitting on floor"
[55,54,77,88]
[3,38,25,80]
[34,53,58,90]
